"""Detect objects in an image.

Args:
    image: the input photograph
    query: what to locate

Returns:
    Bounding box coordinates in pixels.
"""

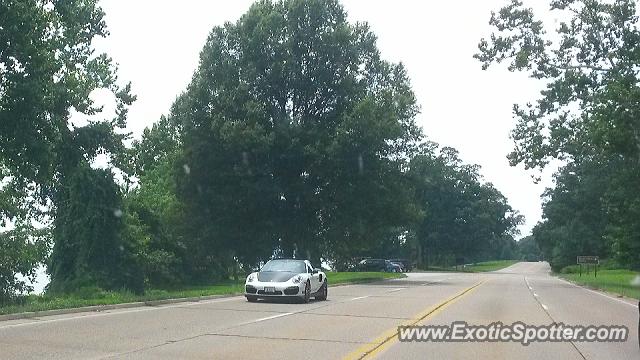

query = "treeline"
[1,0,521,302]
[477,0,640,271]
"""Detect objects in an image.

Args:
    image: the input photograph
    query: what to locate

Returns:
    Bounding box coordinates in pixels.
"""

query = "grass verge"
[327,271,405,284]
[0,272,404,316]
[559,269,640,300]
[463,260,520,272]
[419,260,519,273]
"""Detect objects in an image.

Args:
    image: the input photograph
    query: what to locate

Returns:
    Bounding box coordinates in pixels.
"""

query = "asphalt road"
[1,262,638,359]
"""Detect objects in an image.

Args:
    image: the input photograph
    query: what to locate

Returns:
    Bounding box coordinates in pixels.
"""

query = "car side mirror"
[313,268,320,274]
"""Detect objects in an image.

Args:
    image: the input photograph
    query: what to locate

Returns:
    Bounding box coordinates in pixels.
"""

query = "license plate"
[264,287,275,293]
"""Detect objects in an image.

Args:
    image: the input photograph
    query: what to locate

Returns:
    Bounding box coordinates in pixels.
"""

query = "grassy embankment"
[463,260,520,272]
[0,271,404,316]
[558,266,640,300]
[421,260,519,273]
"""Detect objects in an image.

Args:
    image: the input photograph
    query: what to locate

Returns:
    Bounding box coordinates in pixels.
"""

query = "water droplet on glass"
[183,164,191,175]
[242,151,249,166]
[113,209,123,218]
[358,154,364,174]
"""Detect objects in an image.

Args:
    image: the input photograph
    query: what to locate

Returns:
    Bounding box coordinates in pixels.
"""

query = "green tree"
[127,114,188,286]
[163,0,421,277]
[1,0,139,292]
[49,165,143,293]
[477,0,640,269]
[516,235,542,261]
[536,160,610,270]
[408,145,522,268]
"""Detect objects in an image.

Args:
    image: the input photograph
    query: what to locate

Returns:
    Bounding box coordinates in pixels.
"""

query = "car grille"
[283,286,299,295]
[245,285,257,294]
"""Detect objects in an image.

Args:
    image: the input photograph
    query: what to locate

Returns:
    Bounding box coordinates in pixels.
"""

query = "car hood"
[257,271,297,283]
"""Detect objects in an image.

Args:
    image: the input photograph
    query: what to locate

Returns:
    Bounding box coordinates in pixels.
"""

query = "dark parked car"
[357,259,401,273]
[389,261,405,272]
[389,259,413,272]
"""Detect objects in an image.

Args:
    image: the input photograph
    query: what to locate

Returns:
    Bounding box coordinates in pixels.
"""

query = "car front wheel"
[316,280,327,301]
[301,281,311,303]
[246,295,257,302]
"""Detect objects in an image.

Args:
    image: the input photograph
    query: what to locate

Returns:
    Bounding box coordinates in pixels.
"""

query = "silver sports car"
[244,259,327,303]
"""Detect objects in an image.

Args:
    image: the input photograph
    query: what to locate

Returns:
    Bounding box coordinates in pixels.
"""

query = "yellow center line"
[343,279,488,360]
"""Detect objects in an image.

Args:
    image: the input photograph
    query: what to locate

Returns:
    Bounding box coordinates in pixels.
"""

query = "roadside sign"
[577,256,599,264]
[577,256,599,277]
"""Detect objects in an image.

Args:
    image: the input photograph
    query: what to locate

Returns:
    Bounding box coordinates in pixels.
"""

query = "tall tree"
[0,0,139,292]
[49,165,143,292]
[127,114,188,286]
[408,145,523,268]
[476,0,640,269]
[165,0,421,277]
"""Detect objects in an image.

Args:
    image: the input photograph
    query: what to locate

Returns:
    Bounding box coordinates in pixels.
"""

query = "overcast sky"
[93,0,558,237]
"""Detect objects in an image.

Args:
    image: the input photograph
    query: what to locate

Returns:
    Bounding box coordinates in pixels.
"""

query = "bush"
[143,249,182,287]
[71,286,111,300]
[560,265,580,274]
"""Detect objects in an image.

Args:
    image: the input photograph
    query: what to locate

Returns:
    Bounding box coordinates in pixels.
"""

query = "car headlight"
[291,275,303,284]
[247,273,256,283]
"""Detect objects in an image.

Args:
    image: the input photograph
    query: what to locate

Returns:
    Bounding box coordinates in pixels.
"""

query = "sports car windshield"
[261,260,306,273]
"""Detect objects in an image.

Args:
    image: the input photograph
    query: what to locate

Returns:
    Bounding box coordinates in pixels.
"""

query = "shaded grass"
[559,269,640,300]
[327,271,405,284]
[0,281,245,316]
[0,272,403,316]
[419,260,519,273]
[464,260,519,272]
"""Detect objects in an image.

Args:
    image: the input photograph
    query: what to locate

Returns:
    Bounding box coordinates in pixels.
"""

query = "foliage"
[408,144,523,267]
[48,165,143,294]
[0,0,531,300]
[0,225,49,305]
[516,235,542,261]
[477,0,640,270]
[128,118,187,286]
[0,0,132,185]
[163,0,421,278]
[0,0,138,293]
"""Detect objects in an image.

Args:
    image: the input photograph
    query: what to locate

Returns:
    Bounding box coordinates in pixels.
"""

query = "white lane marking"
[0,297,242,330]
[237,312,293,326]
[541,304,548,310]
[387,288,404,293]
[350,296,370,301]
[524,277,533,291]
[533,293,539,297]
[556,278,637,308]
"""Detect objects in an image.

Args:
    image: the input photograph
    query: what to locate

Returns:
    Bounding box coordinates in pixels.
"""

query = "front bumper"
[245,281,304,297]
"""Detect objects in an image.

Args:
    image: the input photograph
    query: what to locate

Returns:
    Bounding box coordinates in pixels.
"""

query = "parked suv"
[357,259,402,273]
[388,258,413,272]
